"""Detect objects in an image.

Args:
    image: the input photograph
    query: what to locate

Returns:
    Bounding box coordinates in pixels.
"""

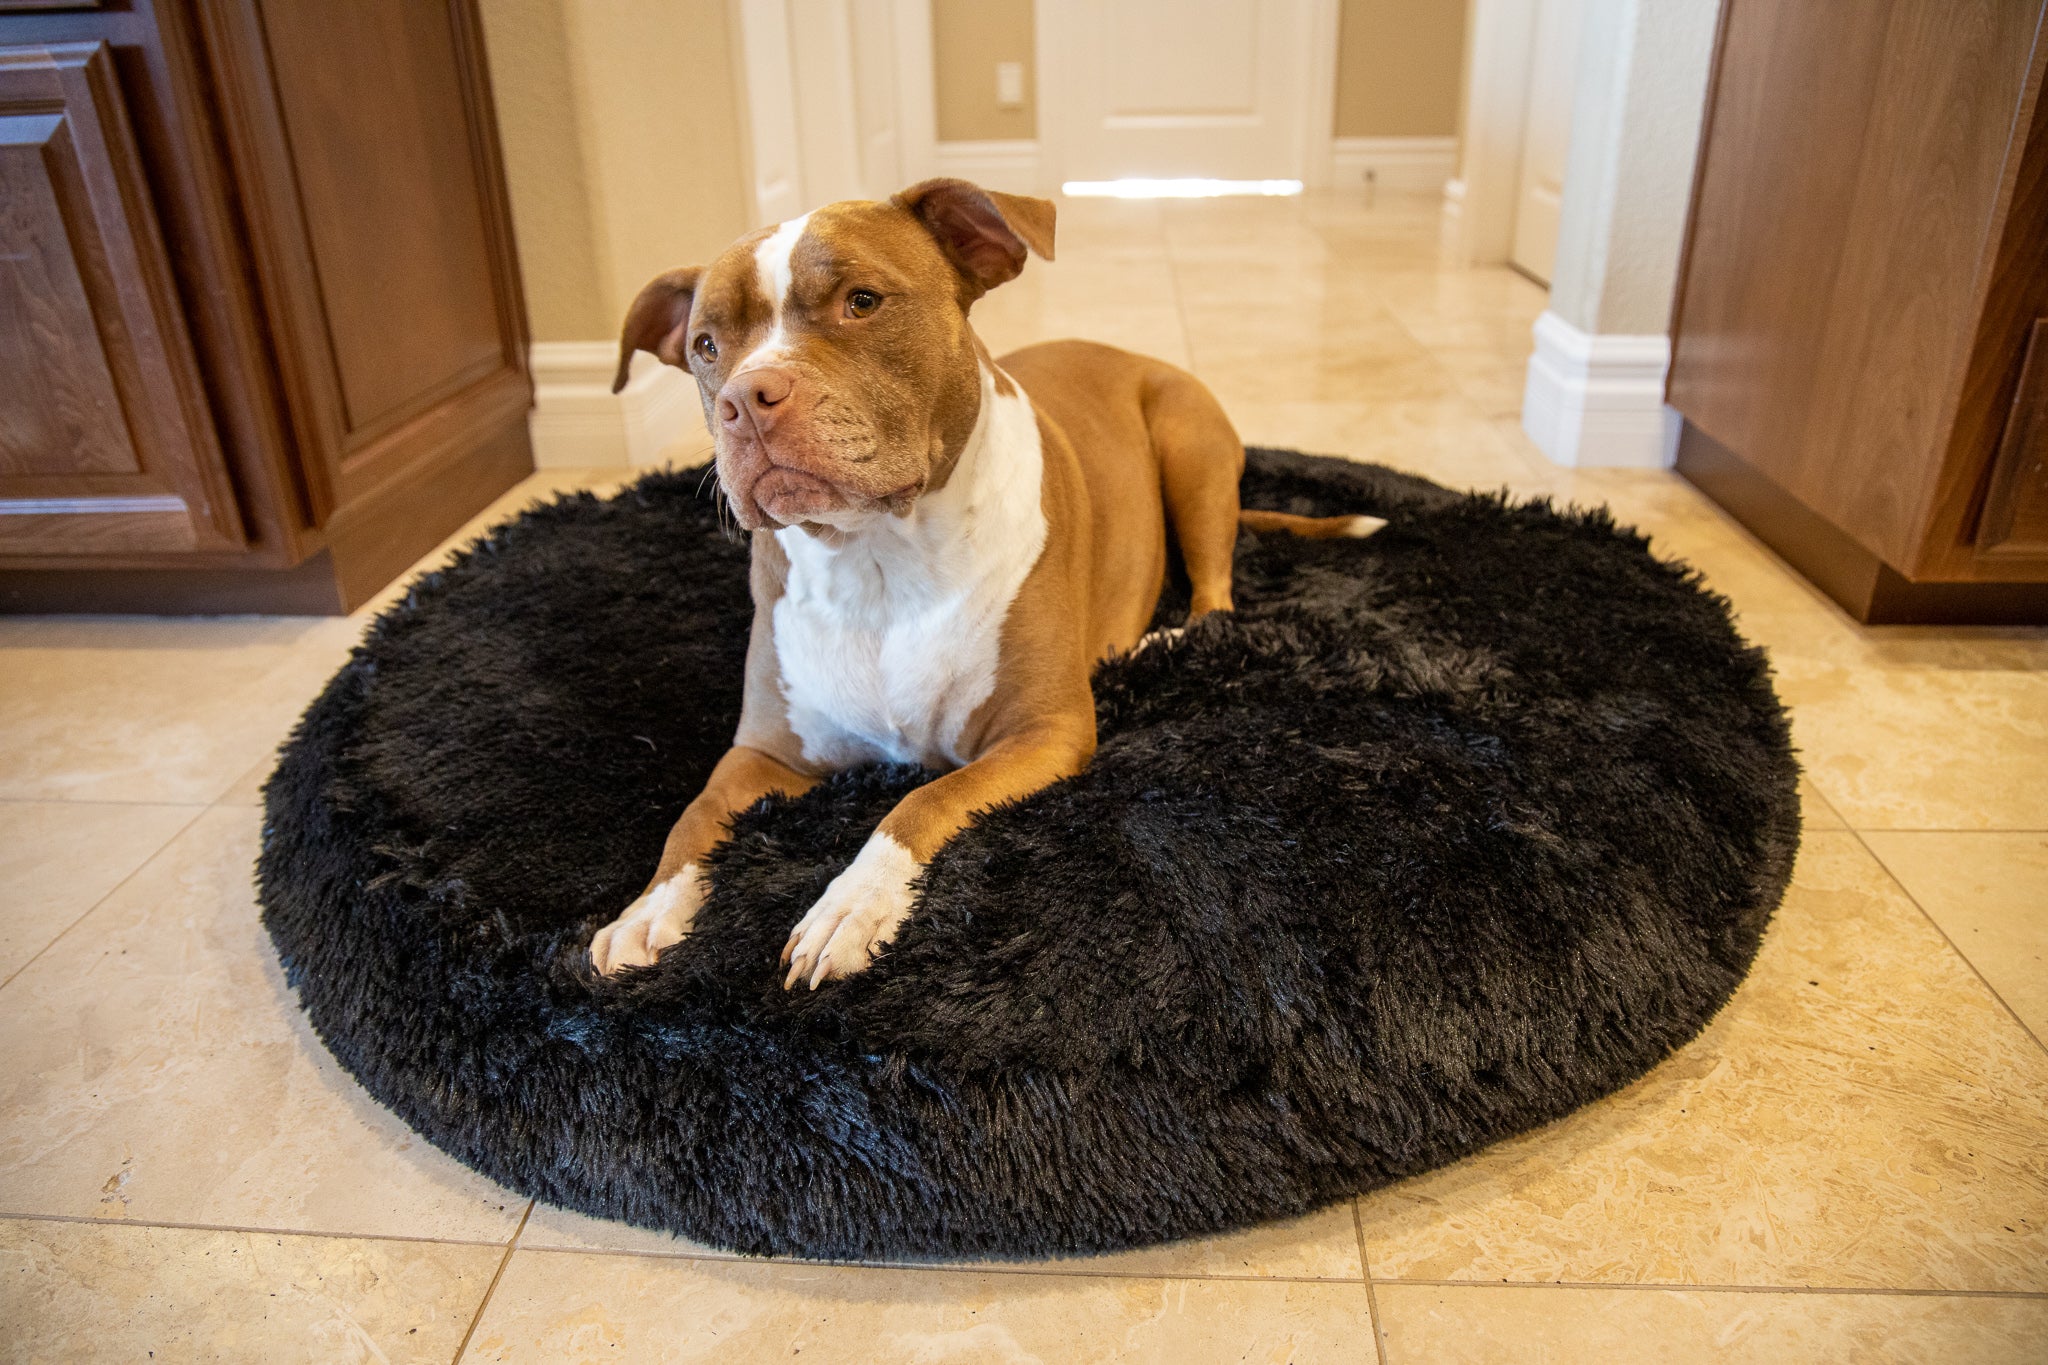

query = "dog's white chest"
[772,374,1045,769]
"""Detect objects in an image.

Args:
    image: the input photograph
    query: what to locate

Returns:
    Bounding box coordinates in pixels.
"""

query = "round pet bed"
[259,448,1799,1261]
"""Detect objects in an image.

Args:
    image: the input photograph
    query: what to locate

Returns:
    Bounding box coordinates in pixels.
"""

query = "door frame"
[1443,0,1543,266]
[734,0,1340,210]
[730,0,937,226]
[1031,0,1340,192]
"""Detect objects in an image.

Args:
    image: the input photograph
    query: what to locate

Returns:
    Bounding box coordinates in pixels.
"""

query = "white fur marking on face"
[589,863,705,975]
[746,211,813,365]
[781,832,919,987]
[771,363,1047,769]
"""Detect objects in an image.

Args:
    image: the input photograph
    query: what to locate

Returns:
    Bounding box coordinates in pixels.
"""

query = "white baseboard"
[932,139,1042,195]
[1439,175,1468,258]
[1331,136,1457,192]
[1520,311,1680,468]
[528,342,704,468]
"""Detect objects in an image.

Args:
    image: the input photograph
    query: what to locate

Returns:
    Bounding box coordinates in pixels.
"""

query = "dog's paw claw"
[590,867,705,976]
[780,835,918,989]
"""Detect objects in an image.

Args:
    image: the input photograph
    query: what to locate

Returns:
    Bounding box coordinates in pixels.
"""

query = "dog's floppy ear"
[613,267,703,394]
[893,178,1056,300]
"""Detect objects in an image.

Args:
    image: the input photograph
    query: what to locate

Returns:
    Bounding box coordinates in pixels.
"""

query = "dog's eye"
[692,334,718,363]
[845,289,882,319]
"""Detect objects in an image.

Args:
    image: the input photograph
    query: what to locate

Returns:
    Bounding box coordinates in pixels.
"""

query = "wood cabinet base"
[0,420,530,616]
[1677,422,2048,626]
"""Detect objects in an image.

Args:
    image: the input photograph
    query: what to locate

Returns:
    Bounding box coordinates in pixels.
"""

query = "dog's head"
[614,179,1055,533]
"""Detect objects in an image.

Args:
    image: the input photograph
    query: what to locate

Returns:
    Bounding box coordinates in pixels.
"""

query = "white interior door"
[1040,0,1328,182]
[737,0,805,223]
[847,0,904,197]
[738,1,903,223]
[1509,0,1582,283]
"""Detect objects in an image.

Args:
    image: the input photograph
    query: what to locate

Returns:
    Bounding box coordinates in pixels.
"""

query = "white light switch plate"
[996,60,1025,109]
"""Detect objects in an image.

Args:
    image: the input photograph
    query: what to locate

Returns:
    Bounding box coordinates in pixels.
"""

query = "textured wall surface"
[477,0,608,340]
[1548,0,1718,336]
[1333,0,1465,137]
[932,0,1037,141]
[478,0,752,341]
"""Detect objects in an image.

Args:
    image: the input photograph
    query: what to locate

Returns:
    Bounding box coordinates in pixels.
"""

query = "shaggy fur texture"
[259,450,1799,1260]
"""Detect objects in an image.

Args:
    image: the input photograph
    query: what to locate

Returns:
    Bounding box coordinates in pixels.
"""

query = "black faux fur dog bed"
[259,448,1798,1260]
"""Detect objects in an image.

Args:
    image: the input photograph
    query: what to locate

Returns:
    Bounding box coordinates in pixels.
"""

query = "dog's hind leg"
[1143,367,1247,618]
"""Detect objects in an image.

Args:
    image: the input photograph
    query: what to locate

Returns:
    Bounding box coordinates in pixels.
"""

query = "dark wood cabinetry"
[1668,0,2048,624]
[0,0,531,614]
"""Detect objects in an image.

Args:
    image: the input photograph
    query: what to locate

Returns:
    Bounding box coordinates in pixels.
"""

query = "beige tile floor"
[2,191,2045,1363]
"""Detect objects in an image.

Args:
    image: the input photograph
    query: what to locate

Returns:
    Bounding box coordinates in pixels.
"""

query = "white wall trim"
[889,0,938,184]
[1299,0,1342,188]
[1446,0,1540,265]
[529,342,705,468]
[1331,136,1458,192]
[1520,311,1679,468]
[932,139,1043,195]
[1036,0,1339,190]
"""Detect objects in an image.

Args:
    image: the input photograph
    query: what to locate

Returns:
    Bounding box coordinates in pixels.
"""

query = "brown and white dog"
[588,178,1381,987]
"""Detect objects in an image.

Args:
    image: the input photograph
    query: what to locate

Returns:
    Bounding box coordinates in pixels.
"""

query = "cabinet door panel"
[202,0,529,518]
[0,41,242,554]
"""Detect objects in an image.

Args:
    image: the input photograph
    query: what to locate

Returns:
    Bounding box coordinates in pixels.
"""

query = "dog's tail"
[1238,509,1386,539]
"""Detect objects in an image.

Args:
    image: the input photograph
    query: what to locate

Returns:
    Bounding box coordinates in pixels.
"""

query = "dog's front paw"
[590,866,706,975]
[781,834,920,989]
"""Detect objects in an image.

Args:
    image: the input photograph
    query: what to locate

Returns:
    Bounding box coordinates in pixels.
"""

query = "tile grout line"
[1354,1200,1392,1365]
[9,1205,2039,1303]
[451,1199,533,1364]
[1845,824,2048,1061]
[0,1208,523,1250]
[1840,828,2048,835]
[0,804,210,995]
[1379,1276,2048,1301]
[0,795,215,807]
[515,1242,1367,1287]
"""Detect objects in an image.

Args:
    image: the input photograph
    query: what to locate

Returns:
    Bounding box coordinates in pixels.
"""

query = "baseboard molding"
[1331,136,1457,192]
[1439,176,1468,258]
[1520,311,1679,468]
[528,342,703,468]
[933,139,1041,195]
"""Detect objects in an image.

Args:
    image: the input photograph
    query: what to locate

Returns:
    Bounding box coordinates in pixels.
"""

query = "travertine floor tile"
[1374,1283,2048,1365]
[465,1250,1372,1363]
[215,757,273,808]
[901,1204,1366,1281]
[0,616,363,805]
[522,1201,1365,1282]
[1359,834,2048,1291]
[1799,780,1847,832]
[0,1217,500,1365]
[1772,640,2048,832]
[1863,832,2048,1041]
[1221,397,1546,491]
[0,806,525,1241]
[516,1205,741,1261]
[0,801,195,980]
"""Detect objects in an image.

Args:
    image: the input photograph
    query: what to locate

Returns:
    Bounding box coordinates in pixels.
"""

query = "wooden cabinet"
[1668,0,2048,624]
[0,0,531,614]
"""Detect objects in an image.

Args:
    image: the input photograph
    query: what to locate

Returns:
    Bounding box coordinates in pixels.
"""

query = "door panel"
[203,0,529,517]
[258,1,504,438]
[0,41,242,555]
[737,0,805,223]
[1509,0,1580,284]
[1044,0,1316,181]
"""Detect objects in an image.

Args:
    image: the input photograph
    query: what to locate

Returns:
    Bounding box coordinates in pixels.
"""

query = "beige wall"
[479,0,751,342]
[1548,0,1717,336]
[1333,0,1465,138]
[931,0,1036,141]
